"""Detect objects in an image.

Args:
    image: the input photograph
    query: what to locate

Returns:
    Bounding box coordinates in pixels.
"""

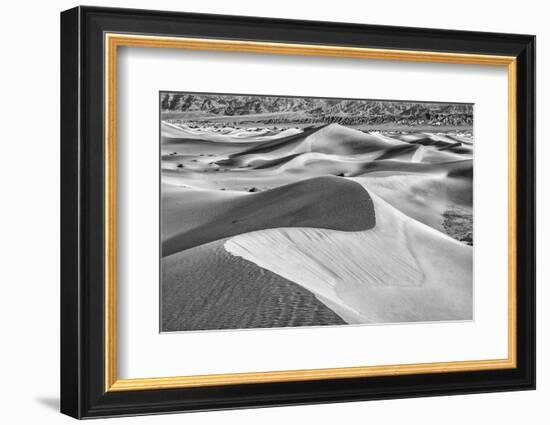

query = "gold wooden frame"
[104,33,517,392]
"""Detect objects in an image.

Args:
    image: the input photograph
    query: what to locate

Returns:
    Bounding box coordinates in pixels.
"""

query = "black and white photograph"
[54,3,537,420]
[160,92,474,332]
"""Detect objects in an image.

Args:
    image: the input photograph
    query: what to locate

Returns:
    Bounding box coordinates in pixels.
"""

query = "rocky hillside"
[161,93,473,127]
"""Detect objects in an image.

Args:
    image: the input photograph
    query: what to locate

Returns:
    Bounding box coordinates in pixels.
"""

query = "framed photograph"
[60,6,535,419]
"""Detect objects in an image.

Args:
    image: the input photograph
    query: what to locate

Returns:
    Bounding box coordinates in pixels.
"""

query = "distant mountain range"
[161,93,473,127]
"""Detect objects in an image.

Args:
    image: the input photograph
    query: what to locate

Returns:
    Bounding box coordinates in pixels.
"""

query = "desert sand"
[162,239,345,331]
[161,121,473,331]
[225,193,472,324]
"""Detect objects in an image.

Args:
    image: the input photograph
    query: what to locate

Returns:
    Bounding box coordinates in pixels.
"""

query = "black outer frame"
[60,5,536,419]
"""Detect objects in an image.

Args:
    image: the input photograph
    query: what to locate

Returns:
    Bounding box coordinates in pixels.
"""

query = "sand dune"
[162,176,376,256]
[404,134,473,156]
[161,123,472,238]
[230,123,405,158]
[161,122,472,188]
[162,122,304,144]
[160,120,474,331]
[225,192,472,324]
[351,173,472,235]
[163,239,345,331]
[162,138,258,157]
[224,125,324,159]
[351,159,472,180]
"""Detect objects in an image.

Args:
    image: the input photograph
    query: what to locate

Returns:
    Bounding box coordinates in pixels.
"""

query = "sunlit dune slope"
[225,192,473,324]
[352,173,472,235]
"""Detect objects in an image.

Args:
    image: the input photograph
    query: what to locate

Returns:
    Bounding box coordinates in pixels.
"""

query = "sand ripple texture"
[162,240,345,332]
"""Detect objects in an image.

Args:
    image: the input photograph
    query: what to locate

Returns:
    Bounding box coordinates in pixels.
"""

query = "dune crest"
[162,176,376,257]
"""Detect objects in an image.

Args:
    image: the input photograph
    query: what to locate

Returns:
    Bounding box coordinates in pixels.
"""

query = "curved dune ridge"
[160,120,474,331]
[162,176,376,257]
[224,192,473,324]
[223,123,406,163]
[162,123,472,190]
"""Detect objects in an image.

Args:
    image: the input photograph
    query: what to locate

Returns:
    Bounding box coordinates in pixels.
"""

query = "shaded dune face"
[406,136,473,155]
[162,137,258,156]
[229,125,322,157]
[250,152,304,169]
[162,176,376,257]
[374,144,419,161]
[162,240,346,332]
[230,123,400,158]
[212,123,410,170]
[355,158,473,177]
